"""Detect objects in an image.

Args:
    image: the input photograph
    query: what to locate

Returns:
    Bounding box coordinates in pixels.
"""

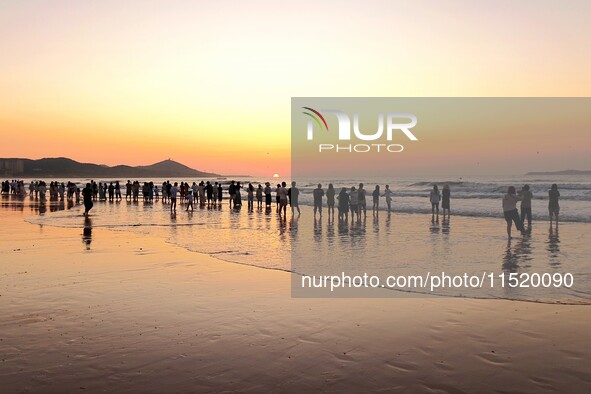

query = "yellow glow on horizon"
[1,1,591,176]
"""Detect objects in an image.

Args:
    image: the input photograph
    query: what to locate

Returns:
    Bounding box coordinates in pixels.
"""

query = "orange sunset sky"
[1,0,590,177]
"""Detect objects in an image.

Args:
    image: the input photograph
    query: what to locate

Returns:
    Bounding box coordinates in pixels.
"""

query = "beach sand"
[1,206,591,392]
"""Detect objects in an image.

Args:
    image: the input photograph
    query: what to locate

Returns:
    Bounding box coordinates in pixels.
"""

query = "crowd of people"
[2,180,81,202]
[2,179,562,234]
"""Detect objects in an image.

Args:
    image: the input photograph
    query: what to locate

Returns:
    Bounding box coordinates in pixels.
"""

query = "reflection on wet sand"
[1,194,75,215]
[442,217,451,235]
[5,192,591,302]
[82,217,93,250]
[502,236,533,273]
[430,216,440,235]
[547,224,561,268]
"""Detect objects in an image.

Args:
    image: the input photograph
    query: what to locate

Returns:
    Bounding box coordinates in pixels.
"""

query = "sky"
[1,0,590,177]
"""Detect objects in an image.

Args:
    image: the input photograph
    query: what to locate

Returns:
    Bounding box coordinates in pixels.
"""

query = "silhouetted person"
[170,182,178,212]
[326,184,335,218]
[186,190,194,211]
[256,184,263,209]
[442,184,451,218]
[206,181,213,206]
[275,183,281,213]
[430,184,441,220]
[247,183,255,211]
[115,181,121,200]
[503,186,525,238]
[290,181,300,215]
[313,184,324,217]
[519,184,532,229]
[278,181,288,218]
[264,182,272,210]
[358,183,367,218]
[217,183,223,205]
[228,181,236,208]
[372,185,380,213]
[234,182,242,207]
[383,185,393,212]
[108,182,115,201]
[82,183,93,216]
[337,187,349,221]
[349,186,359,220]
[549,184,560,225]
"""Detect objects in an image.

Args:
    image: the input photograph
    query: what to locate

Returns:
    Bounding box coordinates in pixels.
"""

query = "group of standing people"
[166,181,225,212]
[309,183,396,221]
[2,180,82,202]
[502,183,560,238]
[428,184,451,220]
[1,180,26,196]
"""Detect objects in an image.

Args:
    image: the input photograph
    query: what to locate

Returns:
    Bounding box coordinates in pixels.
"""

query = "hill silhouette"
[0,157,221,178]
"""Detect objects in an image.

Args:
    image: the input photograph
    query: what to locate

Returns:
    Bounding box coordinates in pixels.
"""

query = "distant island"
[0,157,222,178]
[525,170,591,176]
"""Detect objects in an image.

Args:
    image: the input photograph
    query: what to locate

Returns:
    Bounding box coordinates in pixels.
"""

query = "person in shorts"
[502,186,525,238]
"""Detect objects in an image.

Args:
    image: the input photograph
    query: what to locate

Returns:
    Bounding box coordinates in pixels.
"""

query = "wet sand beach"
[1,199,591,392]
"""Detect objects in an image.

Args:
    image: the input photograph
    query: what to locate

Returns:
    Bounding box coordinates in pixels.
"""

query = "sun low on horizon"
[1,0,591,177]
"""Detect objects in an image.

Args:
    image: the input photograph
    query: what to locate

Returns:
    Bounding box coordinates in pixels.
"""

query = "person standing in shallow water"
[372,185,380,213]
[502,186,526,238]
[337,187,350,221]
[170,182,179,213]
[256,184,263,209]
[326,184,335,218]
[247,183,255,211]
[519,184,532,230]
[115,181,121,200]
[185,190,194,211]
[358,183,367,218]
[82,183,93,216]
[429,184,441,220]
[290,181,300,215]
[382,185,393,213]
[349,186,359,220]
[313,184,324,217]
[548,184,560,225]
[442,184,451,218]
[228,181,236,208]
[275,183,281,213]
[278,181,288,218]
[217,183,223,206]
[264,182,272,210]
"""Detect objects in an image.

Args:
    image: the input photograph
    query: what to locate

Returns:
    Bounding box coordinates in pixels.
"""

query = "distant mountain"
[526,169,591,176]
[0,157,221,178]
